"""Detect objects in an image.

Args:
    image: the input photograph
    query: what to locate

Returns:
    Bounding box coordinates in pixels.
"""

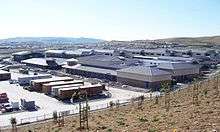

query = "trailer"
[58,84,106,100]
[51,83,83,97]
[42,80,84,94]
[18,74,52,86]
[30,77,74,92]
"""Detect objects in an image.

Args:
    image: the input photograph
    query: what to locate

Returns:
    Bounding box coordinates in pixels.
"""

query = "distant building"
[45,49,115,58]
[77,55,141,70]
[12,51,45,62]
[117,66,172,90]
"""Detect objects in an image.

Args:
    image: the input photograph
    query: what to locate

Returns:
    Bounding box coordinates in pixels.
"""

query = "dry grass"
[3,76,220,132]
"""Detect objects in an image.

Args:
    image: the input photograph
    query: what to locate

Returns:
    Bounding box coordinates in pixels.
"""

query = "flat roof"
[158,56,194,62]
[78,55,141,70]
[43,80,83,86]
[52,83,83,89]
[117,66,171,76]
[22,58,67,66]
[59,84,102,91]
[63,65,117,76]
[0,70,10,74]
[31,76,73,83]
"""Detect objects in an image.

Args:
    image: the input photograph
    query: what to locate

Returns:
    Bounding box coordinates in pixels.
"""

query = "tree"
[10,117,17,132]
[161,82,171,112]
[53,111,58,123]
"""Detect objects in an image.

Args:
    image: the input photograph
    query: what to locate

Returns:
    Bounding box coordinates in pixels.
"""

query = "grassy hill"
[4,75,220,132]
[157,36,220,45]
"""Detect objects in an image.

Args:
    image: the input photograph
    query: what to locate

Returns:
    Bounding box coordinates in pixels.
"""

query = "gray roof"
[21,58,67,66]
[78,55,142,70]
[63,65,117,76]
[117,66,171,76]
[158,62,199,70]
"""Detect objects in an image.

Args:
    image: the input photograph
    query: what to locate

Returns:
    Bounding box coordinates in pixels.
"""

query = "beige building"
[117,66,172,90]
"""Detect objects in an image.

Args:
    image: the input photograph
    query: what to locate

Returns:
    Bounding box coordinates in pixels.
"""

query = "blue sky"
[0,0,220,40]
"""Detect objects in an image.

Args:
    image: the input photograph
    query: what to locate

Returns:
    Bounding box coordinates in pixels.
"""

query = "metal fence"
[0,98,131,130]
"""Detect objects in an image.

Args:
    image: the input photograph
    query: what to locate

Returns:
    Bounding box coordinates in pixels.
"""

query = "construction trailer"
[58,84,106,100]
[20,99,36,111]
[42,80,84,94]
[51,83,84,97]
[0,70,11,81]
[18,74,52,86]
[30,77,74,92]
[0,93,9,103]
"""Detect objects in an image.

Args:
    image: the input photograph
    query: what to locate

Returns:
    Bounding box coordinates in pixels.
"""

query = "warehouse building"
[18,74,52,86]
[78,55,141,70]
[30,77,74,92]
[42,80,84,94]
[12,51,45,62]
[117,66,172,90]
[45,49,115,58]
[45,49,94,58]
[158,62,200,82]
[0,70,11,81]
[63,65,117,81]
[63,55,141,81]
[22,58,66,70]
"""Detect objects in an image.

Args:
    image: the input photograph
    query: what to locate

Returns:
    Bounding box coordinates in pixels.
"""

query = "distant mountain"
[157,36,220,45]
[0,37,104,45]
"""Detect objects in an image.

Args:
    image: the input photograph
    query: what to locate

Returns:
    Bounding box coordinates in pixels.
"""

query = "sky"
[0,0,220,40]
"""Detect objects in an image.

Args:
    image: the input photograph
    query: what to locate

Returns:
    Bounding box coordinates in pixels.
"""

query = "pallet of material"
[58,84,106,100]
[51,83,84,97]
[42,80,84,94]
[30,77,74,92]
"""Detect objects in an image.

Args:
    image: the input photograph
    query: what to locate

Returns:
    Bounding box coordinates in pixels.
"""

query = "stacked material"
[42,80,84,94]
[30,77,74,92]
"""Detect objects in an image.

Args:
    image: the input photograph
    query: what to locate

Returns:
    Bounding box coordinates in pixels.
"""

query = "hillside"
[158,36,220,45]
[5,74,220,132]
